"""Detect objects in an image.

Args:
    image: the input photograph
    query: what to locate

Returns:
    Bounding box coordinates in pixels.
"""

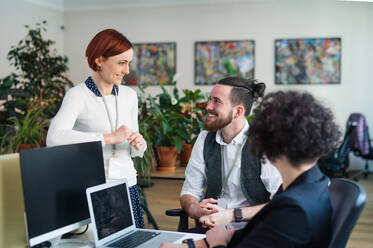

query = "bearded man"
[180,77,282,233]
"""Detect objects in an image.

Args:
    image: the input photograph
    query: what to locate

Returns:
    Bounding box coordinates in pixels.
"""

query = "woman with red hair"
[47,29,146,228]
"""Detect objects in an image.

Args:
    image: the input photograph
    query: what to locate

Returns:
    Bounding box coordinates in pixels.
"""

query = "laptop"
[86,179,186,248]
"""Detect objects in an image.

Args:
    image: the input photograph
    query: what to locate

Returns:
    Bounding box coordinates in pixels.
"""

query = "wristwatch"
[234,207,243,222]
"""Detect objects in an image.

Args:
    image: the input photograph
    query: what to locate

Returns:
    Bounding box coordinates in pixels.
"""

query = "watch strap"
[183,238,195,248]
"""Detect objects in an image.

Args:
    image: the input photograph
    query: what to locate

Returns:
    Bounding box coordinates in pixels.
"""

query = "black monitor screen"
[20,141,106,240]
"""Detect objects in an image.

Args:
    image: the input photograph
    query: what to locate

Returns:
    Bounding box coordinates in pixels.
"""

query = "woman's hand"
[103,125,132,144]
[160,242,187,248]
[103,125,146,150]
[128,132,146,151]
[206,224,235,247]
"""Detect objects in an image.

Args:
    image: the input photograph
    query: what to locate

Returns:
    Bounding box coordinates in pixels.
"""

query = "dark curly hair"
[217,77,266,117]
[250,91,341,167]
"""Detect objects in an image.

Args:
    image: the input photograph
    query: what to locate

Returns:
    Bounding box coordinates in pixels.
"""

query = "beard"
[203,109,233,132]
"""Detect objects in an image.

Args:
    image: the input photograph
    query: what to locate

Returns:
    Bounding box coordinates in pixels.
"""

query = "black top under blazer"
[218,165,332,248]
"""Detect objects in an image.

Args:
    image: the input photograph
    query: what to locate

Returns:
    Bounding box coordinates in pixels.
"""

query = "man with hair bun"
[180,77,282,232]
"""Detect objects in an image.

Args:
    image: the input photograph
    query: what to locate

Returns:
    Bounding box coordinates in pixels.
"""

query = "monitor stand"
[50,236,95,248]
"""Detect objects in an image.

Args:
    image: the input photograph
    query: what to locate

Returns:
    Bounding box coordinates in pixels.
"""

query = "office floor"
[143,175,373,248]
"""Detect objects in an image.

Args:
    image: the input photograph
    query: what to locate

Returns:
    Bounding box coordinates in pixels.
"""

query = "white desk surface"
[49,225,205,247]
[10,224,204,248]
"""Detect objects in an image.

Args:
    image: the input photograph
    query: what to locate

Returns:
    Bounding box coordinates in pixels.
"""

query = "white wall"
[18,0,373,169]
[63,1,373,114]
[0,0,64,78]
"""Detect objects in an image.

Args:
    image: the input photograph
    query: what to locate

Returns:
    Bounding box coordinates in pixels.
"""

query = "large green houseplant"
[149,86,189,151]
[132,83,157,184]
[147,86,189,171]
[0,21,72,141]
[132,82,207,172]
[178,89,207,166]
[1,105,48,153]
[179,89,207,145]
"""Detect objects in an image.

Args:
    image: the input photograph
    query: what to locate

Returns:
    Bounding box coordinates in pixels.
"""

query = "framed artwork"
[194,40,255,85]
[275,38,341,84]
[125,42,176,85]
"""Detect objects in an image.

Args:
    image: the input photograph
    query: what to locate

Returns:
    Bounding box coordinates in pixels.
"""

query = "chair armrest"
[165,208,188,217]
[165,208,190,232]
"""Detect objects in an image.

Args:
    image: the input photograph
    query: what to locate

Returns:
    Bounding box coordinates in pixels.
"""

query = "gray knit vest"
[203,132,270,205]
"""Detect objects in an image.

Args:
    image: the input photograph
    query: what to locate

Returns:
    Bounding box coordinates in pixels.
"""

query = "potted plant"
[178,89,207,166]
[1,105,48,153]
[0,21,72,141]
[133,83,157,184]
[148,86,189,171]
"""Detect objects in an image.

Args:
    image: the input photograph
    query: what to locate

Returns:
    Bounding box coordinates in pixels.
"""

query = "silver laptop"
[86,179,185,248]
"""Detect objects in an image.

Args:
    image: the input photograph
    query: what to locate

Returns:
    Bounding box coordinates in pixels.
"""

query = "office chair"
[353,140,373,181]
[328,178,366,248]
[346,113,373,181]
[165,208,190,232]
[319,123,354,178]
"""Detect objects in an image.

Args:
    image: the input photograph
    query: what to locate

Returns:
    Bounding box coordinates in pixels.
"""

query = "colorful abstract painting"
[194,40,255,85]
[125,42,176,85]
[275,38,341,84]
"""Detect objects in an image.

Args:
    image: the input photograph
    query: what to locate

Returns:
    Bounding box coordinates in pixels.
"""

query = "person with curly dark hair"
[250,91,340,168]
[162,91,340,248]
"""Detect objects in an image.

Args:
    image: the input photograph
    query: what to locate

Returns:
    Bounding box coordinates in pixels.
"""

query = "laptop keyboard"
[109,230,161,248]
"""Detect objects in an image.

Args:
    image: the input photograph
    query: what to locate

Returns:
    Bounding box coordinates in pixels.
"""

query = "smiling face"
[95,48,133,85]
[204,84,235,132]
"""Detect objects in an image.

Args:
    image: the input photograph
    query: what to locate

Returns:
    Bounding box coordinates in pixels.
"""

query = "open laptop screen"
[91,182,133,240]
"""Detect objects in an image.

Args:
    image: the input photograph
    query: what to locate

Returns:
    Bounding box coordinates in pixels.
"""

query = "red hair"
[85,29,133,71]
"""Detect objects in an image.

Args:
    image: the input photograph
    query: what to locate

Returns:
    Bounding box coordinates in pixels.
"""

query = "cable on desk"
[61,225,89,238]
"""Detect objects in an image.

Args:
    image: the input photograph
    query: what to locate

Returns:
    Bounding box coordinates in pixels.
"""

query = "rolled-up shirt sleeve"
[260,157,282,199]
[180,131,209,201]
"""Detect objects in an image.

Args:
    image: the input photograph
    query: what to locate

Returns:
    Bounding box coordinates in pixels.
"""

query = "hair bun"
[217,76,266,100]
[251,81,266,100]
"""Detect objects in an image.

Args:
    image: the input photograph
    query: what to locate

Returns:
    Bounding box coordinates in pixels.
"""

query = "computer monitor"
[19,141,106,247]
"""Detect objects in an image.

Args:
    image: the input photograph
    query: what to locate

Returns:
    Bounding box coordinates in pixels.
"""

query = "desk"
[75,225,205,247]
[151,167,186,180]
[8,222,204,248]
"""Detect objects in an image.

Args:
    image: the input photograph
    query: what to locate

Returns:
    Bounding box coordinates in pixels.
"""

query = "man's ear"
[234,104,245,119]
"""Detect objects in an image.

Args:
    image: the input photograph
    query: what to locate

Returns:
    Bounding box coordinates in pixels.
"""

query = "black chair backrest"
[328,178,366,248]
[336,124,354,166]
[318,125,354,177]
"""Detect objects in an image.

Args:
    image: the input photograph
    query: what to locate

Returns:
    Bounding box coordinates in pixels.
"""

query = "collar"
[216,120,249,145]
[277,165,326,194]
[85,76,119,97]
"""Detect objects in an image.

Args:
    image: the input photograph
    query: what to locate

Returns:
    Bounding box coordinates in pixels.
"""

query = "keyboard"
[108,230,161,248]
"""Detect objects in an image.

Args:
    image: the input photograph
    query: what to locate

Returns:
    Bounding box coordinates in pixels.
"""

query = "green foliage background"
[0,21,72,152]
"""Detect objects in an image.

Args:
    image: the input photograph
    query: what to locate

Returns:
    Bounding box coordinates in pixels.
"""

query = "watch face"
[234,208,243,222]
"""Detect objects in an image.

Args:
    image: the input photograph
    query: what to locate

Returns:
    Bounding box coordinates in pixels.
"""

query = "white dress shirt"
[47,81,145,186]
[181,120,282,209]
